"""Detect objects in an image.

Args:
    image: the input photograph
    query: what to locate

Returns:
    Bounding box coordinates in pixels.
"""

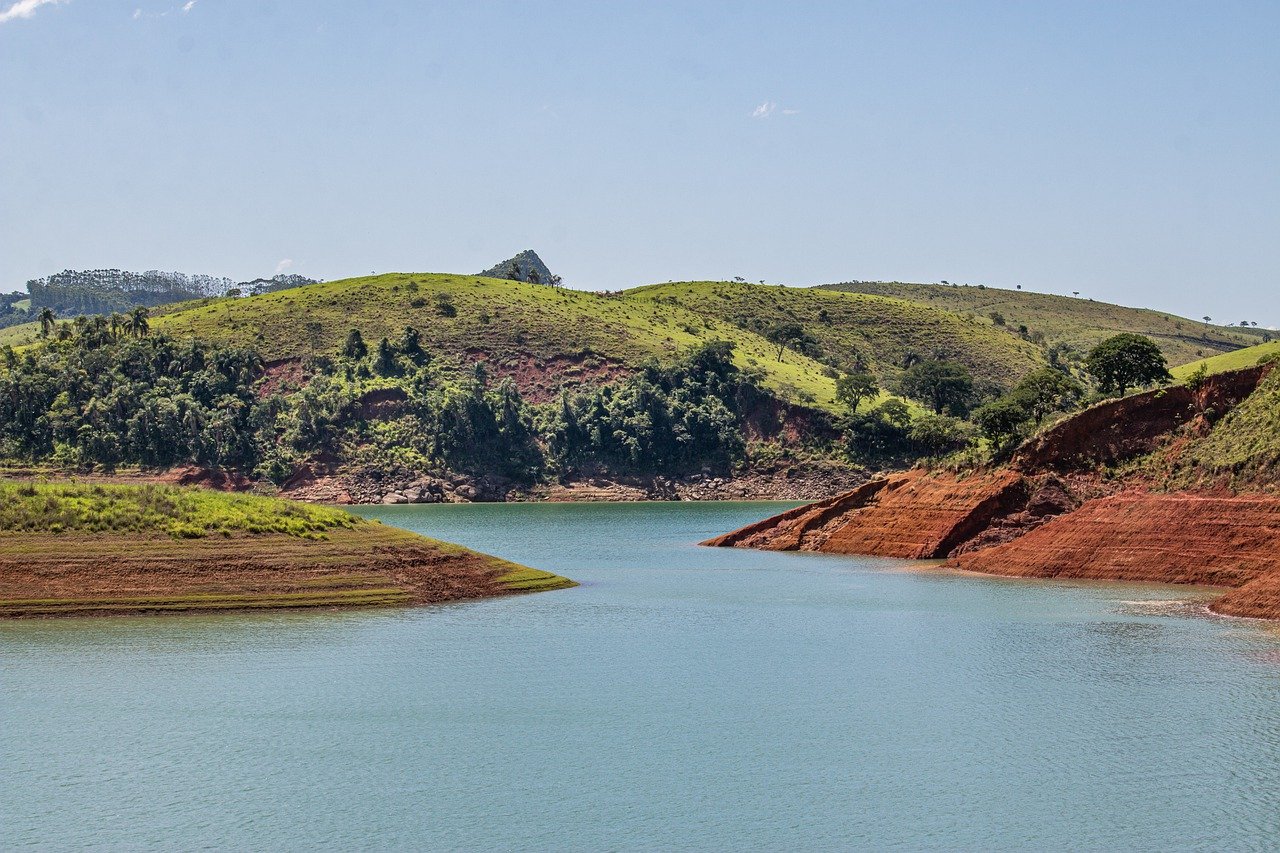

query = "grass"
[817,281,1262,367]
[1170,340,1280,380]
[0,480,360,539]
[627,281,1046,390]
[1160,366,1280,490]
[148,273,848,409]
[496,566,579,592]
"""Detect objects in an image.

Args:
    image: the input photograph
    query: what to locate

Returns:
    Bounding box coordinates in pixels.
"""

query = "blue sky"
[2,0,1276,325]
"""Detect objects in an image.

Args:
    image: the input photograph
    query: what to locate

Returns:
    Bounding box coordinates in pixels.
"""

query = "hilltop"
[147,273,845,409]
[0,481,572,618]
[1170,339,1280,380]
[818,281,1264,366]
[477,249,559,286]
[630,281,1046,392]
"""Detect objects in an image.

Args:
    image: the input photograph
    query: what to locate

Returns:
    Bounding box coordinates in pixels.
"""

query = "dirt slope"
[707,365,1280,619]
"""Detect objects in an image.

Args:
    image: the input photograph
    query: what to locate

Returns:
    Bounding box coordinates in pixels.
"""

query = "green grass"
[1161,367,1280,489]
[0,481,362,539]
[627,281,1046,390]
[817,281,1261,367]
[496,566,579,592]
[0,320,39,348]
[149,273,848,409]
[1170,340,1280,380]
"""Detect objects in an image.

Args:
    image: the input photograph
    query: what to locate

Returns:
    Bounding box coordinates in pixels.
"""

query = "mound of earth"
[707,364,1280,619]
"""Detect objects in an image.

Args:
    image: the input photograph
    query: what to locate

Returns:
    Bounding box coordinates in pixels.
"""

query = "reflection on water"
[4,501,1279,851]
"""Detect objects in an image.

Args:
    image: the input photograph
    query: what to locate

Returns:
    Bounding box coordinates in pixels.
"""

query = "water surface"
[5,501,1279,850]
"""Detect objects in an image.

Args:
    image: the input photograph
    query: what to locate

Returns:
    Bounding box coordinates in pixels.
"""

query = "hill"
[1170,339,1280,380]
[627,281,1046,392]
[0,480,571,617]
[817,281,1261,366]
[149,273,846,409]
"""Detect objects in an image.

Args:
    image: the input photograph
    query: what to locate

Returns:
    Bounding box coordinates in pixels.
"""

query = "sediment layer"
[706,365,1280,619]
[0,526,572,618]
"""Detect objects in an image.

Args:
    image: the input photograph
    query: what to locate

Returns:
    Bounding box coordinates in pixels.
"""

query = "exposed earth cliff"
[707,363,1280,619]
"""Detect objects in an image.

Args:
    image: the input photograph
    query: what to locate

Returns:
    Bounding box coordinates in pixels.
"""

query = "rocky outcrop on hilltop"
[477,249,558,286]
[707,364,1280,619]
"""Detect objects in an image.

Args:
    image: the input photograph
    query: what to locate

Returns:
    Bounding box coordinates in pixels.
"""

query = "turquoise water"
[4,501,1280,851]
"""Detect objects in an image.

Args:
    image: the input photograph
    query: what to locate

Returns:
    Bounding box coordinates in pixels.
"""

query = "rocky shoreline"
[279,464,870,505]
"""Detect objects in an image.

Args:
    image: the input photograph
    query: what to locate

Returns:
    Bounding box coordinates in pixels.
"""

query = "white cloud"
[132,7,141,18]
[0,0,67,25]
[750,101,776,119]
[181,0,194,11]
[274,258,294,275]
[781,108,801,115]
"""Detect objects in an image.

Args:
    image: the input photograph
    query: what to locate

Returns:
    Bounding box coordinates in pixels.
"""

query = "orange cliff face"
[705,364,1280,620]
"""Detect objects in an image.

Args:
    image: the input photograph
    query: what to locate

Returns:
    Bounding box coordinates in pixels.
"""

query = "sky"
[1,0,1276,326]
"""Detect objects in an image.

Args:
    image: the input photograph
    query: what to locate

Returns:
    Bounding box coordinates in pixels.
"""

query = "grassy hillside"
[627,281,1046,391]
[149,273,846,409]
[1170,340,1280,380]
[0,320,38,348]
[818,281,1260,366]
[0,481,572,617]
[1161,367,1280,491]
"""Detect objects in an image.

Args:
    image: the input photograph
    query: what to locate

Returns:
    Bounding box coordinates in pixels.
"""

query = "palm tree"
[109,313,126,339]
[37,307,56,338]
[127,306,150,338]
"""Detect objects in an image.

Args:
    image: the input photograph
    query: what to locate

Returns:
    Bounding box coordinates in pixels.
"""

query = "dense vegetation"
[2,272,1258,491]
[0,315,807,484]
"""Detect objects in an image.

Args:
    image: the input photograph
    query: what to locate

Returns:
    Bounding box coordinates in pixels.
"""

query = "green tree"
[766,323,800,362]
[374,337,398,376]
[900,359,974,415]
[1009,368,1085,424]
[38,307,56,338]
[972,398,1030,452]
[835,372,879,413]
[1084,333,1171,397]
[342,328,367,359]
[399,326,423,358]
[126,306,150,338]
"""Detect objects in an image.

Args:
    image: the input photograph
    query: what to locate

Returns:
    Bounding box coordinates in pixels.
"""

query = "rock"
[381,492,408,505]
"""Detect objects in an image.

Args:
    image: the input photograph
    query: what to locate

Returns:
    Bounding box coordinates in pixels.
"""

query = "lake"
[4,501,1279,850]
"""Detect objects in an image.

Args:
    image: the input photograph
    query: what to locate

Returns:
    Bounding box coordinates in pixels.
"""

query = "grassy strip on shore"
[0,481,574,617]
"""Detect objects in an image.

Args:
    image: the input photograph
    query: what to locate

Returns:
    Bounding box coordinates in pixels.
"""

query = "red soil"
[953,491,1280,618]
[707,365,1280,619]
[704,469,1027,558]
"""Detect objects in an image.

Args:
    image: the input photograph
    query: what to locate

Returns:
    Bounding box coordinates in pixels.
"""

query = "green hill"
[1170,340,1280,380]
[817,281,1260,366]
[626,281,1045,392]
[149,273,846,409]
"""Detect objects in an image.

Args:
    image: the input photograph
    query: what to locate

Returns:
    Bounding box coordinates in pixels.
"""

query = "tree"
[38,307,56,338]
[126,306,150,338]
[1084,333,1171,397]
[765,323,813,362]
[342,328,367,359]
[374,337,398,376]
[972,398,1030,452]
[899,359,974,415]
[908,413,973,456]
[835,372,879,413]
[399,326,423,358]
[1009,368,1084,424]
